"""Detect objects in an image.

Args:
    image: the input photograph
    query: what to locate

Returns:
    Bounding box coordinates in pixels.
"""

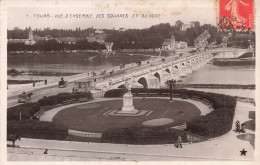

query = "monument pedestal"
[120,91,138,114]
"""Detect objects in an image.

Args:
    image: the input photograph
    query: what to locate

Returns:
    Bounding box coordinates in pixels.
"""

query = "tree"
[165,79,177,101]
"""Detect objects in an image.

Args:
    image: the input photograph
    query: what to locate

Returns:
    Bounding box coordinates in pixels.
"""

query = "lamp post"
[165,79,177,101]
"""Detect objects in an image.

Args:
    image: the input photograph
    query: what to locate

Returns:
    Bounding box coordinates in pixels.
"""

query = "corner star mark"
[240,149,247,156]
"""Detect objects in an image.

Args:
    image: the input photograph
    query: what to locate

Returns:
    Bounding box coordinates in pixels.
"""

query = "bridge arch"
[138,77,148,88]
[154,72,161,82]
[174,65,179,69]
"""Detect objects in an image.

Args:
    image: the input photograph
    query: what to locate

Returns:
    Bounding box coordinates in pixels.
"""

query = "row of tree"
[8,21,255,51]
[8,39,106,52]
[8,27,97,39]
[105,23,223,49]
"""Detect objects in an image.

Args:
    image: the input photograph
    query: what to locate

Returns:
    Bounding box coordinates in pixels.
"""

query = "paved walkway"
[8,101,255,161]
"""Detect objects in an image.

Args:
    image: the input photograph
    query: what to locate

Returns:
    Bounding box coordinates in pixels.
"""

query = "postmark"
[218,0,254,32]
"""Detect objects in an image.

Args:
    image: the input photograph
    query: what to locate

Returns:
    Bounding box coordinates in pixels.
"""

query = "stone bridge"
[211,48,254,58]
[95,51,214,90]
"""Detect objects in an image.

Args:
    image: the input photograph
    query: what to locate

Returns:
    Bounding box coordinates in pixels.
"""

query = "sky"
[7,1,217,30]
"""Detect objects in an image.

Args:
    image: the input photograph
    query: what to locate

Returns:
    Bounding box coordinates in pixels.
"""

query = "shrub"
[38,92,91,106]
[7,120,68,140]
[7,102,41,121]
[186,106,236,138]
[101,127,187,144]
[104,88,126,97]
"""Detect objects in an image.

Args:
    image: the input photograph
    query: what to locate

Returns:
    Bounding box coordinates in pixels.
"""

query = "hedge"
[7,120,68,140]
[104,88,237,139]
[38,92,91,106]
[7,102,41,121]
[104,88,126,97]
[101,127,187,144]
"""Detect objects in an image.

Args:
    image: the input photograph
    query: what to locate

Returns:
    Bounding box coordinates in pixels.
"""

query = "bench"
[78,97,89,102]
[191,96,213,108]
[202,99,213,106]
[190,96,201,102]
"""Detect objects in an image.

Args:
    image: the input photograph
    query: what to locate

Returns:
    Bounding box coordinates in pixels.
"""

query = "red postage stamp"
[218,0,254,31]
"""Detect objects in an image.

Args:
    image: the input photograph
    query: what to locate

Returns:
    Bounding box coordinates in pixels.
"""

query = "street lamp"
[165,79,177,101]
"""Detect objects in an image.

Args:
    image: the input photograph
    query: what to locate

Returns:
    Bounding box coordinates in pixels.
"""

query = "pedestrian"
[33,82,35,87]
[177,134,183,148]
[235,120,240,133]
[44,149,48,154]
[45,79,47,85]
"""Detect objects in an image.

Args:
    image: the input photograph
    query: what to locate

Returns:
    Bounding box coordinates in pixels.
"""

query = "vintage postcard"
[0,0,258,164]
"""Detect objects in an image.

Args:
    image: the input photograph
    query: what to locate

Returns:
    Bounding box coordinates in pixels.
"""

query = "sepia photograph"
[0,0,258,163]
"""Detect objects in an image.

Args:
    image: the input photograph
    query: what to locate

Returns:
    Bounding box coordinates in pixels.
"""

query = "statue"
[125,79,131,93]
[121,79,137,113]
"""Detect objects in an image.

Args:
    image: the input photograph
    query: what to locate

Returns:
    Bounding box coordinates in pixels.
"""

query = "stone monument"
[120,80,138,113]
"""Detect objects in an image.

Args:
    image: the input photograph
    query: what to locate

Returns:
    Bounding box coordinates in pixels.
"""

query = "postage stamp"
[218,0,255,31]
[0,0,258,163]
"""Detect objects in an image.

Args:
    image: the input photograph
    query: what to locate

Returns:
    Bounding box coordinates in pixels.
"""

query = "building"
[222,36,228,48]
[162,35,175,50]
[181,21,200,31]
[181,24,192,31]
[175,41,188,49]
[87,33,106,44]
[119,28,126,32]
[95,29,104,34]
[104,42,113,52]
[8,27,57,45]
[59,37,77,44]
[194,30,210,49]
[162,35,187,50]
[8,27,36,45]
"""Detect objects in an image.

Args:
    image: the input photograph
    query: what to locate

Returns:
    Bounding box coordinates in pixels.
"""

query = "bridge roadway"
[7,49,218,108]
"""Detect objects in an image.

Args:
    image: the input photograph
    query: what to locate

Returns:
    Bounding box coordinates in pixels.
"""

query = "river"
[7,52,150,81]
[181,64,255,85]
[8,52,255,86]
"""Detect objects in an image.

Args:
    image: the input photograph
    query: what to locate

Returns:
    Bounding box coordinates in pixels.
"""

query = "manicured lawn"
[52,98,201,133]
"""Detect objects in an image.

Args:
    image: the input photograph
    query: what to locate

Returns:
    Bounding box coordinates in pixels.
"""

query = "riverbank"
[7,80,44,84]
[212,58,255,66]
[8,69,79,77]
[182,84,255,89]
[185,88,254,99]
